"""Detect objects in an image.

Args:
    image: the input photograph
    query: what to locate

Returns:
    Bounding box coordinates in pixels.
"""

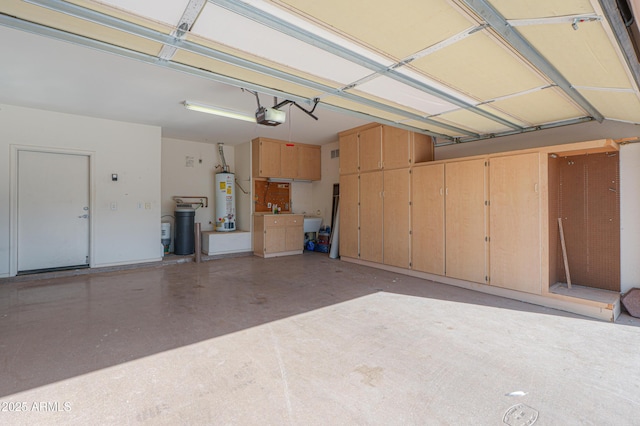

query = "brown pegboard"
[254,180,291,213]
[555,152,620,291]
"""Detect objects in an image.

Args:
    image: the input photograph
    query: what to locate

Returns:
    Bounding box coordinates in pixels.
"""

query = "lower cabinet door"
[265,227,286,254]
[285,226,303,252]
[339,174,359,259]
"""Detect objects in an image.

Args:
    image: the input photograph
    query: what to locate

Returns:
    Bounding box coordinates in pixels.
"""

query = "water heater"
[215,172,236,232]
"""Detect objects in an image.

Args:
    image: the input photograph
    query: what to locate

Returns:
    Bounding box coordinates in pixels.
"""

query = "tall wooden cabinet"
[359,171,384,263]
[383,168,411,268]
[338,123,432,267]
[339,174,359,259]
[445,159,487,284]
[411,164,445,275]
[489,153,541,294]
[339,128,620,318]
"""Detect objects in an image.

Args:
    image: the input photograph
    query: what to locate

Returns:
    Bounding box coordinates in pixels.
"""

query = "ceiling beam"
[0,12,454,140]
[598,0,640,91]
[460,0,605,123]
[20,0,472,138]
[442,117,595,145]
[209,0,523,131]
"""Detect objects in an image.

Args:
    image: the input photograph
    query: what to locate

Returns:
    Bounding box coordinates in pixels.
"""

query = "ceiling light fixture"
[183,101,256,122]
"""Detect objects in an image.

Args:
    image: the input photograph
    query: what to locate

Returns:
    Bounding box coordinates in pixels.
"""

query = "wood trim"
[340,256,618,321]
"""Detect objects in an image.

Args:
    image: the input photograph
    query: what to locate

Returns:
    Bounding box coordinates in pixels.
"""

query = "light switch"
[145,202,151,210]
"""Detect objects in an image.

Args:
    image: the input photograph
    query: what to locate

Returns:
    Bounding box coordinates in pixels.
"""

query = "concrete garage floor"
[1,254,639,425]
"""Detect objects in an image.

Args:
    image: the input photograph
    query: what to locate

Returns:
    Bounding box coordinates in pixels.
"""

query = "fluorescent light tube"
[183,101,256,122]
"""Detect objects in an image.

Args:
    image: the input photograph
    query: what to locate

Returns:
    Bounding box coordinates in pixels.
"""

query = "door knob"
[78,214,89,219]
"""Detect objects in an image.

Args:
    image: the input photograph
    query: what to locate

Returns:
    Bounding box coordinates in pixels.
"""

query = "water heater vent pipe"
[218,143,229,173]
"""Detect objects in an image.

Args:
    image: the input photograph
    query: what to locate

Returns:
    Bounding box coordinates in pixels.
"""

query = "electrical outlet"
[267,202,272,209]
[137,202,143,209]
[110,202,117,210]
[145,202,151,210]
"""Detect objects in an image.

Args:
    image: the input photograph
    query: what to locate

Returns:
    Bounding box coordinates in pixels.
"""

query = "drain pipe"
[194,222,202,263]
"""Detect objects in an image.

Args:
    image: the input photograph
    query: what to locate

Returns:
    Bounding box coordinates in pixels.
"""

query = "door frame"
[10,145,95,277]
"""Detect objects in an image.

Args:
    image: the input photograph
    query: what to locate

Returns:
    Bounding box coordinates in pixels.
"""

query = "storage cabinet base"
[254,249,303,258]
[340,256,620,322]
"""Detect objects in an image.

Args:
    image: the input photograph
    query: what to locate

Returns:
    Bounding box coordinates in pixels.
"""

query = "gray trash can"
[174,208,195,255]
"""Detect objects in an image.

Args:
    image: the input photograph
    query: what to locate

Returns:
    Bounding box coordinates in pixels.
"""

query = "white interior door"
[18,150,90,272]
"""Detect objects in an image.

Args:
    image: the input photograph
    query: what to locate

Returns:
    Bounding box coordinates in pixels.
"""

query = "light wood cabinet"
[253,138,281,177]
[339,131,359,175]
[359,125,383,172]
[284,215,304,251]
[339,173,359,259]
[339,124,433,175]
[359,171,383,263]
[489,153,541,294]
[280,143,298,178]
[382,126,410,170]
[252,138,321,180]
[338,123,433,264]
[413,133,434,164]
[383,168,411,268]
[445,159,487,284]
[411,163,445,275]
[297,145,321,180]
[253,214,303,258]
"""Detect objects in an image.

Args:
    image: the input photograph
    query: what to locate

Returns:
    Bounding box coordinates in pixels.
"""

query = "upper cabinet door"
[489,153,541,294]
[382,126,410,170]
[297,145,321,180]
[280,143,298,178]
[445,159,487,284]
[256,139,281,177]
[339,132,359,175]
[359,126,382,172]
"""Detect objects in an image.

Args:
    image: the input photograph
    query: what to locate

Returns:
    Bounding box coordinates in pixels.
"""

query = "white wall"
[161,138,235,238]
[234,142,252,231]
[0,104,161,277]
[291,181,314,215]
[620,142,640,293]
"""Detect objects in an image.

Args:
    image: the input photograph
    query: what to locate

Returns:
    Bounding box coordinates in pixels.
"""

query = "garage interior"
[1,0,640,424]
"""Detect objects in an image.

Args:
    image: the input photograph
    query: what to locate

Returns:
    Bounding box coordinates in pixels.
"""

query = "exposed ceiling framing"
[1,0,639,144]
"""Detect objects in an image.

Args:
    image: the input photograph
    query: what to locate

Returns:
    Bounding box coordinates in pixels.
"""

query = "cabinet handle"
[440,187,443,196]
[445,188,449,196]
[534,183,539,193]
